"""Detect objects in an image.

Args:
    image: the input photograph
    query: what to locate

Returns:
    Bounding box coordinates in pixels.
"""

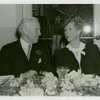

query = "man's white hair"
[18,17,39,35]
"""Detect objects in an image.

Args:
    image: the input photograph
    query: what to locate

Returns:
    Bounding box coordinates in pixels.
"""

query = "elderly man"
[0,17,56,77]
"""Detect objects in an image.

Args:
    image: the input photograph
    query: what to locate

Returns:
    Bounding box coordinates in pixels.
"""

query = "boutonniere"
[35,50,42,56]
[38,58,42,64]
[81,50,85,56]
[35,50,42,64]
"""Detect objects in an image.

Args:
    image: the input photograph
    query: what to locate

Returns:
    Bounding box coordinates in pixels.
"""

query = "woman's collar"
[66,42,86,55]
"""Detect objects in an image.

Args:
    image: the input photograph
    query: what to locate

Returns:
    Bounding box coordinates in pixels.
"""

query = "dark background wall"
[32,4,94,54]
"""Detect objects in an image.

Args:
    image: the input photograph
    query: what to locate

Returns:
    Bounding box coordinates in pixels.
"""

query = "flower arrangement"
[1,68,100,96]
[0,70,58,96]
[57,68,100,96]
[41,72,58,96]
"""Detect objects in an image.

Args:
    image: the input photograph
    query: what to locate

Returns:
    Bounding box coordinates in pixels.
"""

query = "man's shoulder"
[1,40,19,50]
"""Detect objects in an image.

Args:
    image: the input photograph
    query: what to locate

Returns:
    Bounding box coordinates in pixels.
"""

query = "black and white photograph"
[0,2,100,98]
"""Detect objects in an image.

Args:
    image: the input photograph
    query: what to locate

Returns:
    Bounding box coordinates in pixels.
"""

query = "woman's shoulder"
[85,43,99,49]
[85,43,100,54]
[55,47,69,55]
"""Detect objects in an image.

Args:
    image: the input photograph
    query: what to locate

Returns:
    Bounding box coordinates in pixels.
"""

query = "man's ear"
[23,27,27,35]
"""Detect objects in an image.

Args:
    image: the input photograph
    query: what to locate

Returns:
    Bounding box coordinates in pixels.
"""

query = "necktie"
[27,45,32,60]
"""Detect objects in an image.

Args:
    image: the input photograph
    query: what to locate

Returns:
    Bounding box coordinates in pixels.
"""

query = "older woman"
[54,16,100,75]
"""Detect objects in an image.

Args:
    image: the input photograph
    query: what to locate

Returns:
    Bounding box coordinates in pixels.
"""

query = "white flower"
[41,72,58,95]
[66,70,81,80]
[32,88,44,96]
[9,79,19,87]
[17,76,23,83]
[27,79,35,88]
[19,86,28,96]
[60,91,77,96]
[45,89,56,96]
[41,72,57,87]
[20,70,37,79]
[60,80,74,91]
[42,72,54,79]
[19,86,44,96]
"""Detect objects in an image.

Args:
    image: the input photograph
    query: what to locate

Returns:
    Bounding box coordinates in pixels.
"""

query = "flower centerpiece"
[0,70,58,96]
[57,67,100,96]
[41,72,58,96]
[1,68,100,96]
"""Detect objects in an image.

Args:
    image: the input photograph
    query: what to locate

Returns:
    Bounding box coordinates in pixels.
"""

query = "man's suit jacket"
[54,43,100,75]
[0,40,56,77]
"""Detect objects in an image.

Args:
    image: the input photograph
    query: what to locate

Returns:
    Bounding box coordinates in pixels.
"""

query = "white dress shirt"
[66,42,86,72]
[20,38,32,56]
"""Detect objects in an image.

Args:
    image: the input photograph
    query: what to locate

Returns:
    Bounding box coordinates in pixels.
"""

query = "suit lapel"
[80,46,87,73]
[15,41,41,71]
[65,48,79,71]
[16,40,29,64]
[29,44,41,66]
